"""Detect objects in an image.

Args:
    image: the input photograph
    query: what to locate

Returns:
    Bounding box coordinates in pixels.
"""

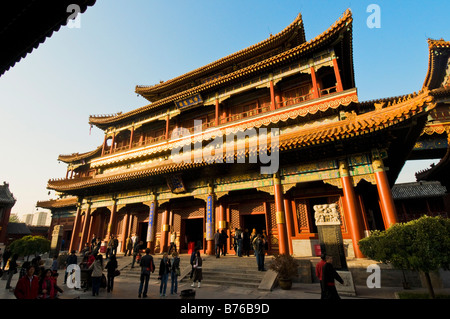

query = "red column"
[339,160,365,258]
[310,66,320,99]
[283,198,294,254]
[218,202,226,231]
[69,205,82,252]
[121,211,130,253]
[110,134,116,154]
[273,174,289,255]
[215,99,220,126]
[101,134,107,156]
[332,58,344,92]
[160,208,170,253]
[270,80,276,111]
[165,115,170,140]
[78,205,92,252]
[129,127,134,149]
[373,159,398,228]
[106,201,118,239]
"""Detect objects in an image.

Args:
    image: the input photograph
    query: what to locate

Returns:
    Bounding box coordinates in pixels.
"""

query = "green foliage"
[9,235,51,258]
[269,253,299,279]
[359,215,450,273]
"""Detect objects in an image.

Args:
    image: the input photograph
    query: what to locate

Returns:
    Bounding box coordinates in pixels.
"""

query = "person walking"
[2,247,11,271]
[14,265,39,299]
[321,255,344,300]
[124,236,132,256]
[191,251,203,288]
[315,254,327,299]
[5,253,19,290]
[252,234,266,271]
[106,236,114,259]
[88,254,104,296]
[105,255,118,293]
[158,253,171,297]
[64,250,78,284]
[170,252,180,295]
[131,240,143,268]
[214,230,221,258]
[220,229,228,256]
[138,248,155,298]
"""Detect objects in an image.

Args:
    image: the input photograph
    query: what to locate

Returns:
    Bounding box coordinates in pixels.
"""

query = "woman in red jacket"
[14,265,40,299]
[39,269,63,299]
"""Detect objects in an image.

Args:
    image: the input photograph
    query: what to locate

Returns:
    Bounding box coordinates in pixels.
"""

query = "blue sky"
[1,0,449,218]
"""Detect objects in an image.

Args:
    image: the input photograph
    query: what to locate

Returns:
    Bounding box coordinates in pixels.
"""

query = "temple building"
[43,10,450,258]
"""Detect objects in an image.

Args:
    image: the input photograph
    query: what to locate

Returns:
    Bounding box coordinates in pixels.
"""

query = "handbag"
[114,269,120,277]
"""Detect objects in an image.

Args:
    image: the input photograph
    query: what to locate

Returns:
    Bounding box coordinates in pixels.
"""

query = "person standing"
[220,229,228,256]
[191,251,203,288]
[321,255,344,300]
[189,248,197,280]
[214,230,221,258]
[5,253,19,289]
[14,265,39,299]
[315,254,327,299]
[39,269,63,299]
[106,236,114,259]
[88,254,104,296]
[138,248,155,298]
[124,236,133,256]
[158,253,171,297]
[252,234,266,271]
[168,228,177,254]
[64,250,78,284]
[105,255,118,293]
[131,240,143,268]
[170,252,180,295]
[243,229,250,257]
[91,234,97,252]
[112,235,119,257]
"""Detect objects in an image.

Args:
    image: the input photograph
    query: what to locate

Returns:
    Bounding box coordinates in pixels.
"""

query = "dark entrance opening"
[139,222,148,247]
[184,218,203,251]
[242,214,266,235]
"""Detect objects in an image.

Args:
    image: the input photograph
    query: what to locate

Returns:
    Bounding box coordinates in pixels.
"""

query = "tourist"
[138,248,155,298]
[243,228,251,257]
[105,255,118,293]
[2,247,11,271]
[220,229,228,256]
[51,256,59,276]
[250,229,257,255]
[39,269,63,299]
[321,255,344,300]
[5,253,19,289]
[91,234,97,252]
[19,261,31,279]
[64,250,78,284]
[158,252,171,297]
[189,248,197,279]
[170,251,180,295]
[131,240,143,268]
[88,254,104,296]
[106,236,114,259]
[168,227,177,254]
[191,251,203,288]
[112,235,119,257]
[252,234,266,271]
[124,236,133,256]
[315,254,327,299]
[262,230,269,252]
[14,265,39,299]
[214,230,221,258]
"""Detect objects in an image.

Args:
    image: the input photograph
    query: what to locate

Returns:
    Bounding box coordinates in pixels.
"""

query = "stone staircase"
[118,253,273,289]
[180,254,272,289]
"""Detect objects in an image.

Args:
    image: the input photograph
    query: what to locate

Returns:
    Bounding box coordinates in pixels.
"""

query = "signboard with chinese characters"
[206,195,214,241]
[175,94,203,110]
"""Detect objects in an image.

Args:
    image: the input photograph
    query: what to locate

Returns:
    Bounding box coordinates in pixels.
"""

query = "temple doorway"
[138,222,148,247]
[241,214,266,235]
[183,218,204,252]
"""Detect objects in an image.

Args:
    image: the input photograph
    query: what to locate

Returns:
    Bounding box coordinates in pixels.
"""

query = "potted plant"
[269,253,299,290]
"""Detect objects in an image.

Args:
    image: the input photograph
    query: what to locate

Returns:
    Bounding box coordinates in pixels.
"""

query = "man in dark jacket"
[321,255,344,300]
[138,248,155,298]
[64,250,78,284]
[131,241,143,268]
[214,230,221,258]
